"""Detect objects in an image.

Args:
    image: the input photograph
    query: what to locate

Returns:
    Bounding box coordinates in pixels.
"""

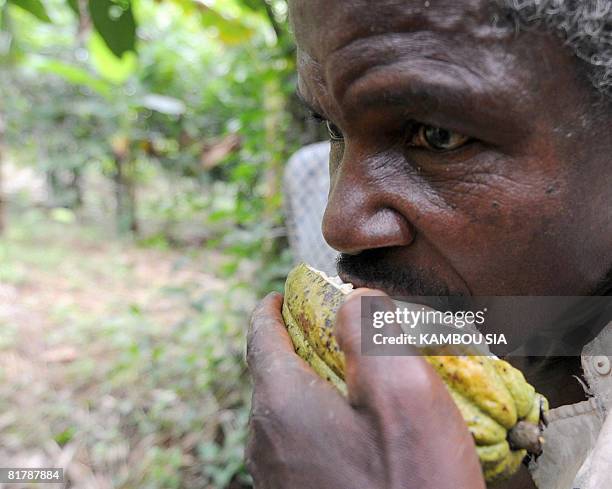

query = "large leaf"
[27,55,113,98]
[8,0,51,22]
[88,32,137,84]
[66,0,80,16]
[88,0,136,58]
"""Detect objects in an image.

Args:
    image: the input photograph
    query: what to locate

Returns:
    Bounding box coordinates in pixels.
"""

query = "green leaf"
[237,0,265,13]
[198,5,254,45]
[27,55,113,98]
[88,32,137,84]
[168,0,197,15]
[54,427,77,447]
[88,0,136,58]
[66,0,80,16]
[8,0,51,22]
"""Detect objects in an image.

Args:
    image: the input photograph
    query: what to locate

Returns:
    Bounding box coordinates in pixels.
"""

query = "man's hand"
[245,290,486,489]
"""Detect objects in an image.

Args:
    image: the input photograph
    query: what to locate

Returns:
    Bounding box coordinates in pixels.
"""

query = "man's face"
[290,0,612,297]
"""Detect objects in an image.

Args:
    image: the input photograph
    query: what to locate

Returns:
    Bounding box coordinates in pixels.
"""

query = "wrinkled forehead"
[289,0,504,61]
[287,0,522,109]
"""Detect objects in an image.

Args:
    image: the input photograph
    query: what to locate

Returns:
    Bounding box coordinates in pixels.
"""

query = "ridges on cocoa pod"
[281,263,548,484]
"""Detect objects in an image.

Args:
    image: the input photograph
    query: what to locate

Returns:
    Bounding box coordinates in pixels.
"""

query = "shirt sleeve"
[572,411,612,489]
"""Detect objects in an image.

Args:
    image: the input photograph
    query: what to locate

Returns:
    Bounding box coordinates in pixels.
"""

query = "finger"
[246,292,298,379]
[247,292,292,361]
[343,288,406,353]
[337,291,485,487]
[335,289,443,411]
[247,293,352,453]
[247,292,329,391]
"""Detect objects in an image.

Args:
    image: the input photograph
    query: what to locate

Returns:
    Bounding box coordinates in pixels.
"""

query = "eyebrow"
[338,56,482,112]
[335,58,534,144]
[296,56,530,146]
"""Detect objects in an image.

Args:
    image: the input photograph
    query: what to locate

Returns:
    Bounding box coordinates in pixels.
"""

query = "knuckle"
[245,332,258,370]
[247,303,264,346]
[246,307,268,369]
[246,293,284,370]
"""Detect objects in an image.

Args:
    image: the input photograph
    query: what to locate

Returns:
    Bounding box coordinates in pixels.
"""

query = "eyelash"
[308,111,472,152]
[307,111,344,141]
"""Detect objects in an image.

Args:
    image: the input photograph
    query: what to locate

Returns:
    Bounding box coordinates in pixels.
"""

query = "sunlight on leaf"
[26,54,113,98]
[88,31,137,84]
[8,0,51,22]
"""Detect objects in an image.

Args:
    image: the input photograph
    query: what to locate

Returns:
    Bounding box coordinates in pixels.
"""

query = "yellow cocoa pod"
[424,353,518,429]
[282,263,548,485]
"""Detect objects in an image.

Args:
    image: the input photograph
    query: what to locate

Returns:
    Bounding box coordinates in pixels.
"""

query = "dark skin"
[246,0,612,487]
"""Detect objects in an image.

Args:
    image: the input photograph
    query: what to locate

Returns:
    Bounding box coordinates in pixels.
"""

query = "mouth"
[337,270,404,297]
[338,269,473,317]
[335,250,467,298]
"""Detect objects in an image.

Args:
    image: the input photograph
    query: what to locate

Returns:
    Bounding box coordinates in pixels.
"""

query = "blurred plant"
[0,212,262,488]
[0,0,327,487]
[1,0,322,252]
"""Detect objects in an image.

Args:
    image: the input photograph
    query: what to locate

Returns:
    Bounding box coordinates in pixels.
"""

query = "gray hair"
[498,0,612,98]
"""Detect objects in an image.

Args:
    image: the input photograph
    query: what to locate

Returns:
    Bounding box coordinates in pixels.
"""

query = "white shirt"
[530,322,612,489]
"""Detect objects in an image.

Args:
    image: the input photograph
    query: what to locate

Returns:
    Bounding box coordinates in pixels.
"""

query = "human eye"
[324,120,344,141]
[308,111,344,142]
[407,123,470,152]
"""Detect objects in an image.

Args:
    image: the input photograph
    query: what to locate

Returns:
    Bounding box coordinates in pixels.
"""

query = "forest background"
[0,1,325,487]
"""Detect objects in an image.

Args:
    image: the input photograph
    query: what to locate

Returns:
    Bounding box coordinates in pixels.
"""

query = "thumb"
[334,289,439,410]
[336,288,405,359]
[334,291,486,489]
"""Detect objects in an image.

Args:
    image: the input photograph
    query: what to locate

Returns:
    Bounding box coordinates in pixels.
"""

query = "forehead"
[289,0,503,60]
[287,0,583,133]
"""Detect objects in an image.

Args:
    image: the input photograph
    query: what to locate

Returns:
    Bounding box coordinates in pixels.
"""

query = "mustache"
[591,267,612,296]
[336,249,467,309]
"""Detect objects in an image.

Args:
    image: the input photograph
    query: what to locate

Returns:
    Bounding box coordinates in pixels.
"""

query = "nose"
[322,150,415,255]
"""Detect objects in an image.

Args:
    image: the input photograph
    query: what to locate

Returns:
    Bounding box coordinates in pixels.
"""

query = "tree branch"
[261,0,283,42]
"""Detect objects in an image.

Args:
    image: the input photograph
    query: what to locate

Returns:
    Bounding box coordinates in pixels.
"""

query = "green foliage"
[28,54,113,97]
[0,213,257,488]
[8,0,51,22]
[65,0,80,15]
[88,31,137,83]
[0,0,322,486]
[88,0,136,57]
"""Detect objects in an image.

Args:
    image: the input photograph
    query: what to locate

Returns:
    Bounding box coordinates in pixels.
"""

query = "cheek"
[327,141,595,294]
[419,164,579,294]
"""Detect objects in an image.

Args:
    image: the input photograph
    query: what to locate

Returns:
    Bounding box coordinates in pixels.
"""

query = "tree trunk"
[113,154,138,235]
[70,167,83,208]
